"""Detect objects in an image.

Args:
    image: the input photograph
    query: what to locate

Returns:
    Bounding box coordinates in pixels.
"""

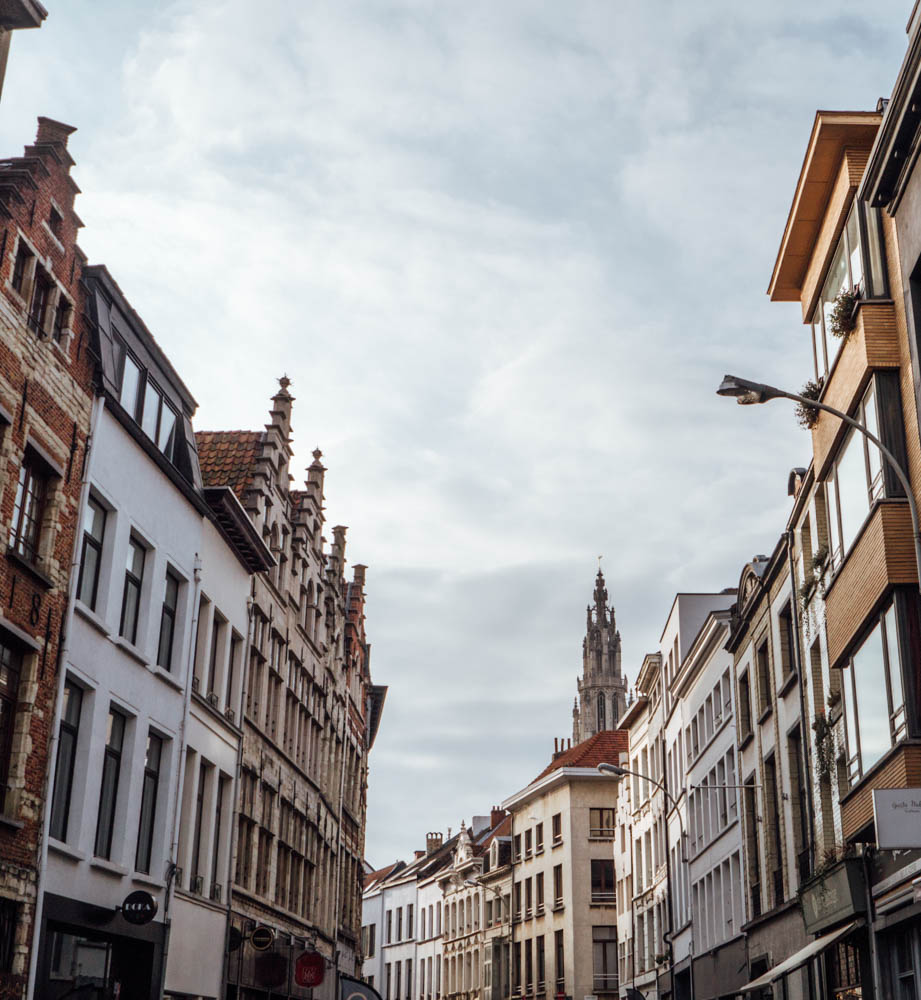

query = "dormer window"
[116,342,179,462]
[811,202,887,380]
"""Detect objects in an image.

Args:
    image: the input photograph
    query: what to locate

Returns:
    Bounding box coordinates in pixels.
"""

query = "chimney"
[36,116,76,149]
[490,807,506,829]
[415,850,425,860]
[426,832,443,855]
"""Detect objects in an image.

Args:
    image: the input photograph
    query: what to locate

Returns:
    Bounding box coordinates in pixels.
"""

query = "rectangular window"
[843,600,907,782]
[49,680,82,842]
[77,497,106,609]
[52,293,70,344]
[94,707,126,859]
[386,964,392,1000]
[157,571,179,670]
[135,731,163,873]
[551,813,562,845]
[0,897,16,974]
[28,268,53,334]
[0,640,23,803]
[756,641,771,716]
[590,859,615,904]
[514,833,522,860]
[536,871,544,910]
[536,935,545,988]
[405,959,412,1000]
[119,349,142,420]
[9,454,49,564]
[396,907,403,941]
[738,671,752,738]
[11,241,31,294]
[386,910,392,944]
[535,821,544,852]
[119,536,145,643]
[207,612,225,695]
[190,760,208,891]
[553,864,563,906]
[554,930,564,992]
[407,903,414,938]
[592,926,617,992]
[778,603,796,683]
[524,828,532,856]
[589,807,615,837]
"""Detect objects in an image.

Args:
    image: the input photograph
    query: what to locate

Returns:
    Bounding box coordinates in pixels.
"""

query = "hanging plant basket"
[829,289,858,339]
[795,376,825,429]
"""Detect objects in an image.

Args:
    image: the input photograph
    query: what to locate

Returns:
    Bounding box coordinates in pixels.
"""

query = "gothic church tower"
[573,569,627,742]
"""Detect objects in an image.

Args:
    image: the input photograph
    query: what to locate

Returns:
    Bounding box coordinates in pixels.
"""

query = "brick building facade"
[0,118,93,999]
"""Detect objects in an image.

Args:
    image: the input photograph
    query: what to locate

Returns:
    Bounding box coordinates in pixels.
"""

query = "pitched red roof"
[534,730,629,782]
[363,860,404,890]
[195,430,263,499]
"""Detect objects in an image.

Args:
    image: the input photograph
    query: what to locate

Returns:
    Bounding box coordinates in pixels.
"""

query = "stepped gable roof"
[195,430,263,499]
[534,729,629,782]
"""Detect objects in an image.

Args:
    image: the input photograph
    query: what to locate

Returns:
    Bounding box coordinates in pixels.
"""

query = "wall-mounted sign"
[799,858,866,936]
[295,951,326,987]
[250,925,276,951]
[121,890,157,926]
[873,789,921,849]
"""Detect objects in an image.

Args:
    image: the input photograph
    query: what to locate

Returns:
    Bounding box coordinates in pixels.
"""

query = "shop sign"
[295,950,326,987]
[251,925,276,951]
[873,789,921,849]
[799,858,866,936]
[121,890,158,926]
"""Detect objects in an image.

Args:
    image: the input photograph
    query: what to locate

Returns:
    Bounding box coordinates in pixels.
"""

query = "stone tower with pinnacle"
[573,569,627,742]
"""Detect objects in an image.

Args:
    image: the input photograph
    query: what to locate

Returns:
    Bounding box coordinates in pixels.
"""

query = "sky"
[1,0,912,866]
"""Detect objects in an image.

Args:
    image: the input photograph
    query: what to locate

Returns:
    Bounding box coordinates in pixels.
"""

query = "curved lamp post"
[716,374,921,593]
[597,763,694,1000]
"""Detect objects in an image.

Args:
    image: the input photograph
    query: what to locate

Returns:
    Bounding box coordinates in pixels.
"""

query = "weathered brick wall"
[0,118,94,999]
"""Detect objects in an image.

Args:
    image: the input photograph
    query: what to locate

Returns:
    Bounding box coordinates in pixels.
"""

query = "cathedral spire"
[573,565,627,743]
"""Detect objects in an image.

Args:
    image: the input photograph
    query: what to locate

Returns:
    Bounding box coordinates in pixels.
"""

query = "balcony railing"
[589,827,616,838]
[590,891,616,905]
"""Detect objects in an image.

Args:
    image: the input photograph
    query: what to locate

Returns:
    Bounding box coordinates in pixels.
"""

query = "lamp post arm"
[773,385,921,590]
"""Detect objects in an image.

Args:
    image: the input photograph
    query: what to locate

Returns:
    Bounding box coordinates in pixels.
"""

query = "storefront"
[867,848,921,998]
[225,912,333,1000]
[34,891,167,1000]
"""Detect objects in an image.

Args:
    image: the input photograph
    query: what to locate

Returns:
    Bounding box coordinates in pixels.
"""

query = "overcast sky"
[1,1,910,866]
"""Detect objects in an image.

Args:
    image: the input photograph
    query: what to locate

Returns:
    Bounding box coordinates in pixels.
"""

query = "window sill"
[150,662,183,692]
[111,635,150,667]
[777,672,798,698]
[758,706,773,726]
[738,731,754,751]
[74,600,111,637]
[6,547,54,589]
[91,857,129,878]
[131,871,166,890]
[551,902,564,912]
[48,837,85,863]
[551,839,563,849]
[0,811,24,831]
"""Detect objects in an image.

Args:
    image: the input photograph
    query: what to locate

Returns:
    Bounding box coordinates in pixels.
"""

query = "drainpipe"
[159,548,203,997]
[786,530,817,874]
[332,690,349,1000]
[220,587,257,996]
[26,392,104,1000]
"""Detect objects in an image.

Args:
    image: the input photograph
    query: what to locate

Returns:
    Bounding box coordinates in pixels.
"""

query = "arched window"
[597,693,606,732]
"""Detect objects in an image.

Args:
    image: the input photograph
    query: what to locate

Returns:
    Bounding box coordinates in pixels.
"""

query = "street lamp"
[597,763,694,1000]
[716,374,921,593]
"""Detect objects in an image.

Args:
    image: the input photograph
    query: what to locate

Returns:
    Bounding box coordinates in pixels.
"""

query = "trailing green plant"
[812,542,829,572]
[813,713,836,780]
[795,376,825,429]
[829,289,858,339]
[799,573,818,612]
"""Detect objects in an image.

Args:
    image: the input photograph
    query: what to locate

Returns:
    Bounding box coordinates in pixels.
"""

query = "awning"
[739,920,861,992]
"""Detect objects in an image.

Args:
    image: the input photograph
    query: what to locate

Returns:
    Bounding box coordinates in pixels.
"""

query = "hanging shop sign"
[250,925,276,951]
[121,890,158,926]
[799,857,866,936]
[295,950,326,987]
[873,789,921,849]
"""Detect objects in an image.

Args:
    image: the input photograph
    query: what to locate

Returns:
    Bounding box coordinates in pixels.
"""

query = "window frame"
[0,638,23,804]
[9,451,51,565]
[94,706,127,859]
[49,679,83,843]
[76,495,106,610]
[119,535,146,644]
[135,730,163,874]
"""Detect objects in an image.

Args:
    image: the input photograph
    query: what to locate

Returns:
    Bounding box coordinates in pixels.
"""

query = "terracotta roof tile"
[533,730,629,782]
[196,430,263,499]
